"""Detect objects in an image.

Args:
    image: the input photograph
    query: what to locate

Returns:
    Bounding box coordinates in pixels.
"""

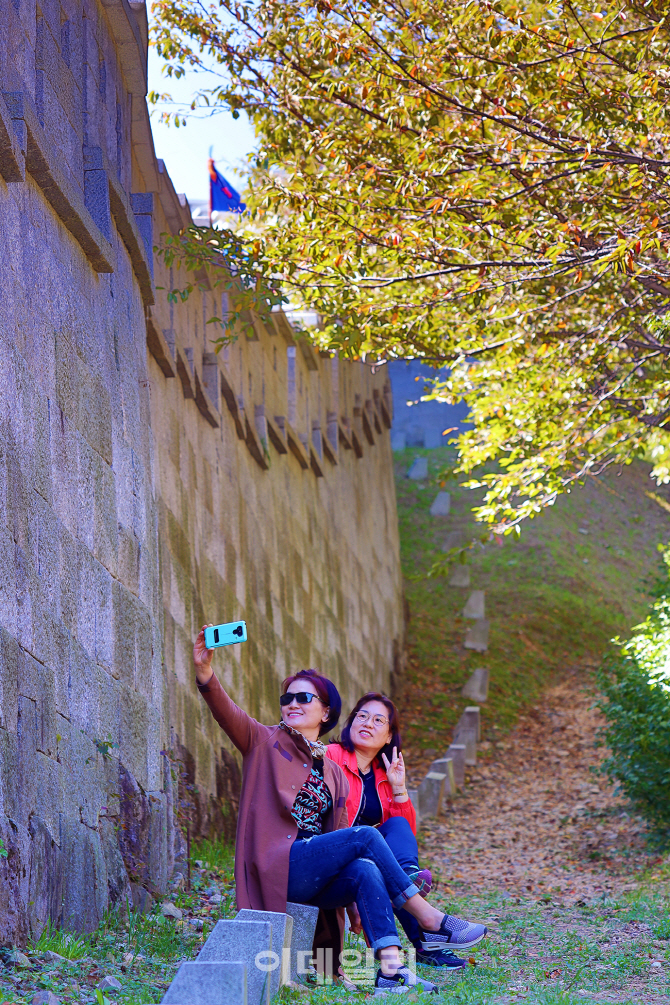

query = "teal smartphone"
[204,621,247,648]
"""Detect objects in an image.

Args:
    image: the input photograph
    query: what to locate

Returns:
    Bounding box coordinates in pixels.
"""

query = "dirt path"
[418,673,661,902]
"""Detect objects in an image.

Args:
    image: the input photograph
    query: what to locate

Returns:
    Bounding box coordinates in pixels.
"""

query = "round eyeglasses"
[354,710,389,728]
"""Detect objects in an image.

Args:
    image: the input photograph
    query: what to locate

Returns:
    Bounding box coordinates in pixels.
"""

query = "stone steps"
[408,512,491,823]
[159,903,319,1005]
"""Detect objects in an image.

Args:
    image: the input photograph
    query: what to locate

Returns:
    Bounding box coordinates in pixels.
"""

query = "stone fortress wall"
[0,0,404,944]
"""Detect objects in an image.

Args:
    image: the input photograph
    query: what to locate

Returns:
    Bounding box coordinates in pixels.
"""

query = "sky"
[147,47,256,205]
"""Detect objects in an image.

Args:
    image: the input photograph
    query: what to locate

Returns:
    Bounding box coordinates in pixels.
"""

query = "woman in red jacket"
[326,693,485,970]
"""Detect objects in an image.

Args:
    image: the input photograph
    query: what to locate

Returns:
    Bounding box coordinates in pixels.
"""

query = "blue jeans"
[287,826,419,951]
[377,817,423,947]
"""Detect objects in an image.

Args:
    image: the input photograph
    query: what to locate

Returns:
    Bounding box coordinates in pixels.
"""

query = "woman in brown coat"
[194,626,462,994]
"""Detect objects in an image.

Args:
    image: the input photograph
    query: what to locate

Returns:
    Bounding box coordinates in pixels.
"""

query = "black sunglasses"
[279,692,326,707]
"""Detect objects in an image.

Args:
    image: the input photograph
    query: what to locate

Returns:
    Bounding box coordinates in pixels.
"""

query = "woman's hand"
[346,902,363,935]
[193,625,214,685]
[381,746,405,787]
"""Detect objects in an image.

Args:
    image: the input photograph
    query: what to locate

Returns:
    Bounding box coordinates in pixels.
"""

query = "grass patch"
[1,837,666,1005]
[192,835,236,876]
[10,884,667,1005]
[393,447,670,764]
[2,838,238,1005]
[31,923,93,961]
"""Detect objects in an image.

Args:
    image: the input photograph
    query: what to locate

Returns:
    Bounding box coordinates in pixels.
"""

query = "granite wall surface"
[0,0,404,943]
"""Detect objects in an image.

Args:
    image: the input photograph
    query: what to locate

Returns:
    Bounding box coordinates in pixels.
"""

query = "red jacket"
[325,743,417,834]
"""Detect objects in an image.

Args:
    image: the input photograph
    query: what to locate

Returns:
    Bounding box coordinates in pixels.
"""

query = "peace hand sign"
[381,746,405,789]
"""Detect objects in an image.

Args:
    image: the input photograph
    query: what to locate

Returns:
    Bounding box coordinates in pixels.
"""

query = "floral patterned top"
[291,758,333,837]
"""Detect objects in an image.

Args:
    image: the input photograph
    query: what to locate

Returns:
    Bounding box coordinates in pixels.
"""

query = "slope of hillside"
[394,448,670,782]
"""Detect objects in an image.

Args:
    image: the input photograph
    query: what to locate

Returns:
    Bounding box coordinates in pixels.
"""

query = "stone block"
[0,77,25,181]
[27,815,63,940]
[17,694,39,819]
[429,492,450,517]
[203,354,220,409]
[130,192,154,215]
[461,668,489,703]
[54,332,80,426]
[19,651,57,758]
[92,447,118,575]
[161,961,247,1005]
[423,428,443,449]
[131,192,154,278]
[59,817,108,933]
[418,771,446,819]
[0,626,19,732]
[463,590,485,620]
[453,725,477,766]
[285,902,320,983]
[112,579,145,686]
[15,544,41,662]
[198,919,272,1005]
[76,359,113,466]
[391,431,406,451]
[64,640,93,736]
[99,818,132,911]
[90,559,114,671]
[445,744,466,788]
[0,529,18,640]
[32,391,53,505]
[235,909,293,992]
[448,565,470,587]
[407,788,420,829]
[83,146,112,242]
[406,456,428,480]
[118,685,153,789]
[442,530,464,552]
[34,478,59,608]
[461,706,481,742]
[464,618,489,652]
[57,521,80,635]
[429,758,455,800]
[117,525,140,597]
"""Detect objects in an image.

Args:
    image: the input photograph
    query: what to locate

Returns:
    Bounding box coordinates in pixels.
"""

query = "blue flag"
[208,159,246,213]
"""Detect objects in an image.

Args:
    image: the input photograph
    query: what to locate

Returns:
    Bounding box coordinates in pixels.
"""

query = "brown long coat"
[197,674,350,915]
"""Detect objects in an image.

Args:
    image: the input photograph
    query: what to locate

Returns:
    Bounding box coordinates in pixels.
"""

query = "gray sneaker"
[420,914,487,951]
[374,966,438,995]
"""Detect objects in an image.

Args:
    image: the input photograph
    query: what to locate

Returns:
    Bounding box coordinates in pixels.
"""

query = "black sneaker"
[419,914,487,951]
[415,946,468,969]
[374,966,438,995]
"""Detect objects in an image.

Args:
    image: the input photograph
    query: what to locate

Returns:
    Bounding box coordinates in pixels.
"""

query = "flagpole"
[208,146,213,228]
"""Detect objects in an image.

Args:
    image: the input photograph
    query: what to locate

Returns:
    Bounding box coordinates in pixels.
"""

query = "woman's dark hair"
[282,669,342,736]
[337,692,402,766]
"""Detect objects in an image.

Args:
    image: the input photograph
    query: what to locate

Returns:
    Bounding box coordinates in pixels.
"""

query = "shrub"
[597,570,670,847]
